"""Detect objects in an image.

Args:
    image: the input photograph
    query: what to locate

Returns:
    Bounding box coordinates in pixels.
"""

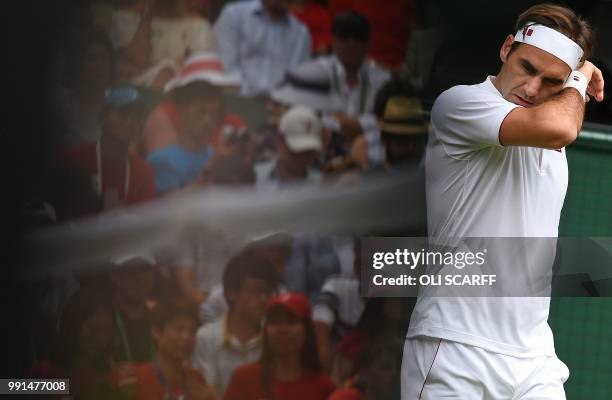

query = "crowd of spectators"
[24,1,440,399]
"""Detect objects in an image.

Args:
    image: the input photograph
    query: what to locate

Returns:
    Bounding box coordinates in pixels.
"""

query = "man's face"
[229,277,276,323]
[180,98,221,140]
[111,263,156,304]
[153,316,197,362]
[495,35,570,107]
[277,137,319,176]
[332,37,369,71]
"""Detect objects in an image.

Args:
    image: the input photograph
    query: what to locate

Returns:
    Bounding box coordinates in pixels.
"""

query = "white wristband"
[563,70,588,101]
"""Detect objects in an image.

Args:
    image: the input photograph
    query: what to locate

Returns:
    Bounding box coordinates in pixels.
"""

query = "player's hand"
[577,61,605,102]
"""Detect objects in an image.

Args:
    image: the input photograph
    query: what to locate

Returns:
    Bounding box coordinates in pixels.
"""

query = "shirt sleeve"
[146,151,182,194]
[290,24,311,67]
[213,5,243,80]
[431,84,519,158]
[358,113,386,166]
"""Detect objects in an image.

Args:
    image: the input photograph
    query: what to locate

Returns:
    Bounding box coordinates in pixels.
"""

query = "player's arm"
[500,61,604,149]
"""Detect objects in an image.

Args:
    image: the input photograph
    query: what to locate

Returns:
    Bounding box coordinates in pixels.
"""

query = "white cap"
[279,106,323,153]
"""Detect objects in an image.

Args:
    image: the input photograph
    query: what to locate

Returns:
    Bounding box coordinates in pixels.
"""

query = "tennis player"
[401,4,604,399]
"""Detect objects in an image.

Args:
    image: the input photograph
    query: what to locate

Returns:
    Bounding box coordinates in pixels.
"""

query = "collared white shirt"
[192,315,262,396]
[213,0,311,96]
[319,55,390,165]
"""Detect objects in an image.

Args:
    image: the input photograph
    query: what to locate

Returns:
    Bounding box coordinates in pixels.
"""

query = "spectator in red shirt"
[59,85,155,215]
[224,293,335,400]
[135,299,216,400]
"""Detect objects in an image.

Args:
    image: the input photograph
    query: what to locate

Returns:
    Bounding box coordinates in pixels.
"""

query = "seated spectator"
[53,29,115,150]
[55,286,124,398]
[136,299,215,400]
[94,0,214,89]
[146,81,220,195]
[255,106,324,188]
[313,239,364,370]
[328,0,414,71]
[213,0,311,96]
[193,250,279,395]
[59,86,155,213]
[281,11,390,168]
[141,52,244,156]
[330,297,414,397]
[291,0,332,55]
[224,293,335,400]
[373,79,428,167]
[110,253,157,364]
[199,234,292,324]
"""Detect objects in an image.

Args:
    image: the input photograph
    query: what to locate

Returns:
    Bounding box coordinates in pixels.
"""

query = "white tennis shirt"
[407,76,569,357]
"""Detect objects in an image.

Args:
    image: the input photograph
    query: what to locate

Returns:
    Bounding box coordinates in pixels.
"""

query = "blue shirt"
[213,0,311,96]
[147,144,213,194]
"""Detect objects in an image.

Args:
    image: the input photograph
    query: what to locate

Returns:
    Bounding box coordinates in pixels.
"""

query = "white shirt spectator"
[192,315,262,396]
[213,0,311,96]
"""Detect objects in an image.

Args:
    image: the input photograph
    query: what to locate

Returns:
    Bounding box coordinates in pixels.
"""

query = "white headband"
[513,23,583,70]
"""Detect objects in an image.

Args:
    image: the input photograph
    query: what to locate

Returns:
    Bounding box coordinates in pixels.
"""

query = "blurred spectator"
[94,0,214,89]
[110,253,157,364]
[141,52,244,156]
[136,299,215,400]
[313,239,364,370]
[329,0,415,71]
[224,293,335,400]
[330,297,413,398]
[202,153,256,186]
[53,30,115,150]
[373,80,428,167]
[146,81,220,195]
[58,86,155,214]
[193,250,279,395]
[291,0,332,55]
[213,0,311,96]
[199,234,292,324]
[400,0,450,93]
[56,286,124,398]
[255,106,324,188]
[285,11,390,169]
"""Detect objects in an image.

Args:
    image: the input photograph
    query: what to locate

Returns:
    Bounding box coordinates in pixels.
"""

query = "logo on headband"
[573,76,580,82]
[522,27,534,38]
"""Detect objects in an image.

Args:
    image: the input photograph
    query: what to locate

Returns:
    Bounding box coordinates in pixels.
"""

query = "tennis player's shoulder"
[432,81,496,117]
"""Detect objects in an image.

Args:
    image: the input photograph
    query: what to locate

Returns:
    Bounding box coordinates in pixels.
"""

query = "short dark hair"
[150,298,198,330]
[172,81,222,110]
[332,11,370,42]
[222,250,278,307]
[511,4,595,62]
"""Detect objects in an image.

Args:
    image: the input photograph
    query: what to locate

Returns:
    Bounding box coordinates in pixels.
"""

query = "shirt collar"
[222,314,262,350]
[331,54,369,87]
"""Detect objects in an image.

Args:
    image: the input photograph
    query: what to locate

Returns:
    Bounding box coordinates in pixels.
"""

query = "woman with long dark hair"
[224,293,335,400]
